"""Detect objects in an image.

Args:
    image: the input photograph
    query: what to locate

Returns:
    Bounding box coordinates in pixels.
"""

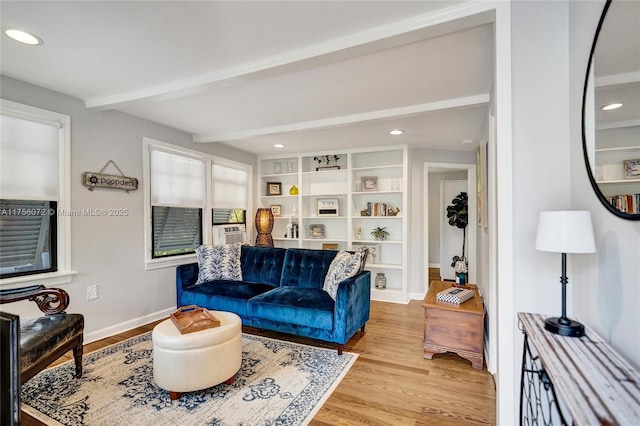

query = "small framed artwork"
[623,159,640,179]
[367,244,381,264]
[322,243,339,250]
[270,204,282,217]
[317,198,339,216]
[267,182,282,196]
[309,224,325,239]
[361,176,378,192]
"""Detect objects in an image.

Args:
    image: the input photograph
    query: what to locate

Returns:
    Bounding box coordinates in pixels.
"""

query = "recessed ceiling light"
[389,130,404,135]
[274,144,285,148]
[601,103,623,111]
[462,139,475,144]
[4,28,43,45]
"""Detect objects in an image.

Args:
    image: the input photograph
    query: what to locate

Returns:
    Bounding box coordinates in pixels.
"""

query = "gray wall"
[569,1,640,369]
[1,76,256,340]
[408,149,476,299]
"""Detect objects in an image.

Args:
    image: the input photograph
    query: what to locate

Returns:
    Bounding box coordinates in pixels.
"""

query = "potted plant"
[371,226,389,241]
[447,192,468,279]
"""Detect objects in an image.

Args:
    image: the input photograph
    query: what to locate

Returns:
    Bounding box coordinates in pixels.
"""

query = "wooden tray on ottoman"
[170,305,220,334]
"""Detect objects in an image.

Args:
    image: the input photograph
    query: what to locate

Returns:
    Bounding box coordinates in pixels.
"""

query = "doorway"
[423,163,477,286]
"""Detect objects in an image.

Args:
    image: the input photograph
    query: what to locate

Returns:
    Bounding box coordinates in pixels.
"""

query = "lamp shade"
[535,211,596,254]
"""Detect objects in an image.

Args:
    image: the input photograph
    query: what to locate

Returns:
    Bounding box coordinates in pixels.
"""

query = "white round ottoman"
[152,310,242,400]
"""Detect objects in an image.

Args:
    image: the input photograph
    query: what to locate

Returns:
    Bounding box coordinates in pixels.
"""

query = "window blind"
[0,114,59,201]
[212,163,248,209]
[150,149,205,207]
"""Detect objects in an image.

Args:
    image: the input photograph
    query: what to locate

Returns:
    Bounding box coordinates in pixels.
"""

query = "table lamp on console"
[535,210,596,337]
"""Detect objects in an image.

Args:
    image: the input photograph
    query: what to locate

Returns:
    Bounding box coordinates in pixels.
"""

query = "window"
[143,138,252,269]
[149,148,205,258]
[152,206,202,257]
[212,163,249,225]
[0,100,71,284]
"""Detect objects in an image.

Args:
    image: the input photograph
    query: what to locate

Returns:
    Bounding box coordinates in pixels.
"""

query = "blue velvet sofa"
[176,245,371,354]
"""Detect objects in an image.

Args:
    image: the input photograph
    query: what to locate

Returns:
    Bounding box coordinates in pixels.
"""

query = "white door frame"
[423,162,477,286]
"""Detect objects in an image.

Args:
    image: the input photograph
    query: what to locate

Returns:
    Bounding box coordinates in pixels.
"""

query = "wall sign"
[83,160,138,193]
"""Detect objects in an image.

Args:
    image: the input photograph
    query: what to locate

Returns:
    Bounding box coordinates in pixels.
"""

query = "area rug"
[21,332,357,426]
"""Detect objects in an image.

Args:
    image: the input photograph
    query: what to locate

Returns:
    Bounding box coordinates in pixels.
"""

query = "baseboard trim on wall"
[410,292,427,300]
[83,306,175,344]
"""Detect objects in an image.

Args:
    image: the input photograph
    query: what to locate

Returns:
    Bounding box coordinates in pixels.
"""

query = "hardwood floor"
[24,300,496,425]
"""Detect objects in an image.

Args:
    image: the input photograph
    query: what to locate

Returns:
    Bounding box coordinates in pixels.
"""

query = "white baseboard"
[410,291,427,300]
[83,306,176,344]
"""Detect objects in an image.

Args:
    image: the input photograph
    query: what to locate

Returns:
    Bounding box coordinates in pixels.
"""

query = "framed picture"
[367,244,381,264]
[267,182,282,196]
[322,243,339,250]
[361,176,378,192]
[317,198,339,216]
[270,204,282,217]
[309,224,325,239]
[624,159,640,179]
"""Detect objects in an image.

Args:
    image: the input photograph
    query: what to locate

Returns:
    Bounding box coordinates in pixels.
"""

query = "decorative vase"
[289,185,298,195]
[274,161,283,174]
[456,272,467,286]
[375,272,387,289]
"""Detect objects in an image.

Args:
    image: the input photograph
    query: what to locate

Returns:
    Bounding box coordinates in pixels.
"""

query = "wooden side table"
[422,280,484,369]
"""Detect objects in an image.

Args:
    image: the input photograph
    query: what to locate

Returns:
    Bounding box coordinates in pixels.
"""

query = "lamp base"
[544,317,585,337]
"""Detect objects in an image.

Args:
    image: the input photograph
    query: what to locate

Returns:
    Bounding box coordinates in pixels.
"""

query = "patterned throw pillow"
[195,243,242,284]
[322,247,367,300]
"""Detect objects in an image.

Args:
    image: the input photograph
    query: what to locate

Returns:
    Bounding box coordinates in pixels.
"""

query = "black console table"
[518,312,640,425]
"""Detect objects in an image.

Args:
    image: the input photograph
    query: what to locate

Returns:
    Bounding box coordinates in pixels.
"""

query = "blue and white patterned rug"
[22,332,357,426]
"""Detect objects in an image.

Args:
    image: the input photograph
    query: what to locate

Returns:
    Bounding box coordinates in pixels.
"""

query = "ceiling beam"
[84,2,496,111]
[193,94,490,143]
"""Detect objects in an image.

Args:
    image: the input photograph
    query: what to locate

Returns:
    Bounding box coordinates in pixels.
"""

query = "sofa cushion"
[195,243,242,284]
[247,287,334,330]
[240,245,287,287]
[280,249,338,289]
[181,280,276,317]
[322,248,366,300]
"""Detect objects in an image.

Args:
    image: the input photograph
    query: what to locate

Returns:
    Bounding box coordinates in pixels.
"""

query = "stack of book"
[436,287,474,304]
[607,193,639,214]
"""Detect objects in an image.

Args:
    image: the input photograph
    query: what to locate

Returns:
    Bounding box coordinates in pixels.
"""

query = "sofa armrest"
[333,270,371,343]
[176,263,199,306]
[0,285,70,315]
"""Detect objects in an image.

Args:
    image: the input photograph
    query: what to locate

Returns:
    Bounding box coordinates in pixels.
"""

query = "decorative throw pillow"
[322,247,366,300]
[195,243,242,284]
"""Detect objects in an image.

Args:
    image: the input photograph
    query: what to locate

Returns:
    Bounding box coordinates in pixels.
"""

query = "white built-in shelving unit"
[258,146,408,303]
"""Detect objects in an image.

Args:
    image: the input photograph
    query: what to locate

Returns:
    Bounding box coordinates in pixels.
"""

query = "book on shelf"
[607,193,639,214]
[365,201,399,217]
[436,287,474,304]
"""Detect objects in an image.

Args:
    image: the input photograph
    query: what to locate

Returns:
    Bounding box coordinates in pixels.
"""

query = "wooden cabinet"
[422,280,484,369]
[258,146,408,303]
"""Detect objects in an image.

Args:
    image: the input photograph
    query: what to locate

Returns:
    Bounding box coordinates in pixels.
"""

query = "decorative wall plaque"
[83,160,138,192]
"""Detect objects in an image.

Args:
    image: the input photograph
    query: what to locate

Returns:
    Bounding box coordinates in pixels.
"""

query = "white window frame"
[143,137,252,270]
[0,99,74,287]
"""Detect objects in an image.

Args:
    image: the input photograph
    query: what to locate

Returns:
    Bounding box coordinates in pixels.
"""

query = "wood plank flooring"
[23,300,496,425]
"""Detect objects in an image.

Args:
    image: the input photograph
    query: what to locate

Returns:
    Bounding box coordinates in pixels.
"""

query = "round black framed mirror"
[582,0,640,220]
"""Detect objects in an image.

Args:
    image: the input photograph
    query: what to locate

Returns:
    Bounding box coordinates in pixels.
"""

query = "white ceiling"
[0,1,495,156]
[593,0,640,131]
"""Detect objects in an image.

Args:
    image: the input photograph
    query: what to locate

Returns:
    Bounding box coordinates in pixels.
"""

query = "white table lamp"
[535,211,596,337]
